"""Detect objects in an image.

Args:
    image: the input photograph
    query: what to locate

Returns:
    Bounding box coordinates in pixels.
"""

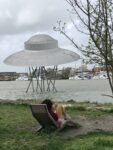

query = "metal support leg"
[26,67,35,93]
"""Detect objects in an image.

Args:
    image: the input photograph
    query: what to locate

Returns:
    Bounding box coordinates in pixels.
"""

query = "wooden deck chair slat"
[30,104,59,129]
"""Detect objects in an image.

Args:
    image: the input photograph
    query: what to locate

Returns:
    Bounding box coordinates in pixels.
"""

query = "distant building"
[0,72,19,81]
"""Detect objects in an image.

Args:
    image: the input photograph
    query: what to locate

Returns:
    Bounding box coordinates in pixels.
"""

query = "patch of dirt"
[58,115,113,139]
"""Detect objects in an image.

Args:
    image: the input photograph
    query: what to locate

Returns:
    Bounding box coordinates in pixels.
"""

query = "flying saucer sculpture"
[4,34,80,67]
[4,34,80,93]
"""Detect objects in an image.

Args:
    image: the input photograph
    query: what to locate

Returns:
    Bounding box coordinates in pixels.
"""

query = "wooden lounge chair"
[30,104,59,131]
[30,104,80,132]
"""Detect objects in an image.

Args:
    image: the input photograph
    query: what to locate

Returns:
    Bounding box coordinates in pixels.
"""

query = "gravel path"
[59,115,113,138]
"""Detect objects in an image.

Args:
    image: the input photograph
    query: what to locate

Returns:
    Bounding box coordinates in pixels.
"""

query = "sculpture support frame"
[26,66,57,93]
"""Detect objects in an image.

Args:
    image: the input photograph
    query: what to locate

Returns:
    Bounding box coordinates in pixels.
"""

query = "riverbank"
[1,100,113,149]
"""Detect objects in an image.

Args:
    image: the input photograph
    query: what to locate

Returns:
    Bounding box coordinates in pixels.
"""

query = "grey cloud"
[0,0,70,35]
[0,0,87,72]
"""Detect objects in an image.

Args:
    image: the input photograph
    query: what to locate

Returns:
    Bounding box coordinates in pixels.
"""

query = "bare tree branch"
[54,0,113,94]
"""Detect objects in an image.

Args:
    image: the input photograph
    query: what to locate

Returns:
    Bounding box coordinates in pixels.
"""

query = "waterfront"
[0,79,112,103]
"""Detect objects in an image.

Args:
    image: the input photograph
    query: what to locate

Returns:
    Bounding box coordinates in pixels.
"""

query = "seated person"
[53,103,71,120]
[42,99,58,122]
[42,99,76,130]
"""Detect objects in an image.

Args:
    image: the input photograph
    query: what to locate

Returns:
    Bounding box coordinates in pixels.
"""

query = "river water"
[0,79,113,103]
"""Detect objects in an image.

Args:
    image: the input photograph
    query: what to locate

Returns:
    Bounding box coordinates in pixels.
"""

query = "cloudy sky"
[0,0,88,72]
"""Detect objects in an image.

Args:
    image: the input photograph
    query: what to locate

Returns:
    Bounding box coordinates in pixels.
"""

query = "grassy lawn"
[0,100,113,150]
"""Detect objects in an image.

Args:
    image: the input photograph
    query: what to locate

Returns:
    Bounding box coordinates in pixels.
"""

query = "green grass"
[63,132,113,150]
[0,101,113,149]
[66,102,113,119]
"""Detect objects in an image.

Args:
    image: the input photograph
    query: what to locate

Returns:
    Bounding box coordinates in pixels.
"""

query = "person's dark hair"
[42,99,53,111]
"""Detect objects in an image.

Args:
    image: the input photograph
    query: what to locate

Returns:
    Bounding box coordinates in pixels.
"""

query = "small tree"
[61,67,72,79]
[54,0,113,94]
